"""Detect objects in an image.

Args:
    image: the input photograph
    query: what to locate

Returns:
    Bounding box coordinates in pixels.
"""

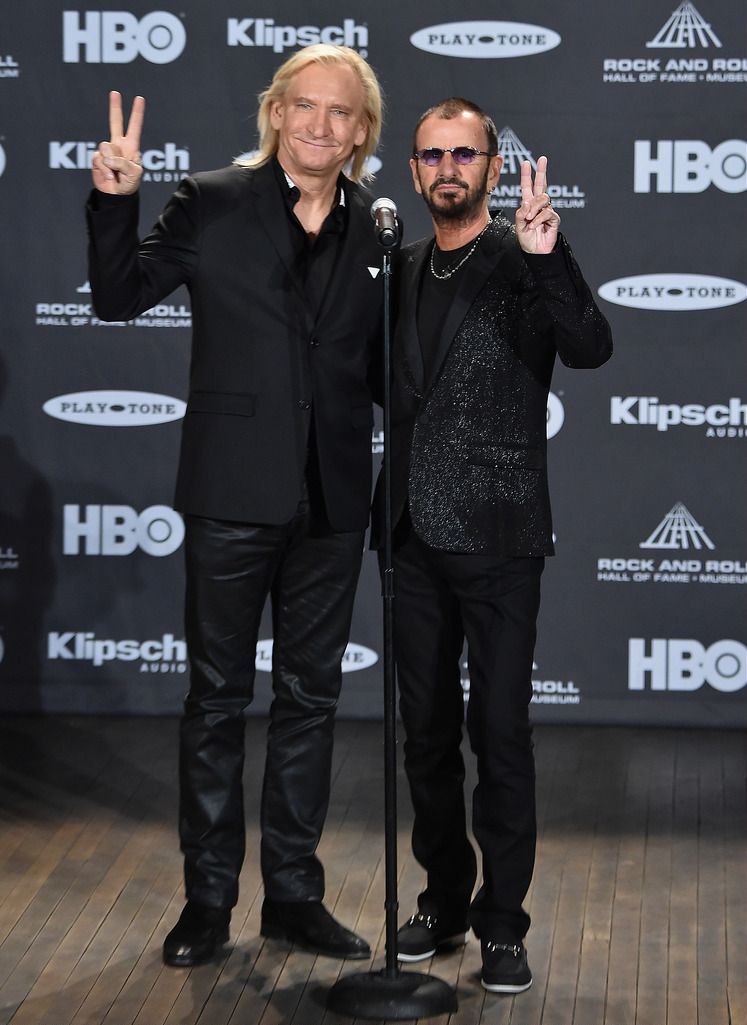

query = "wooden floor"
[0,717,744,1025]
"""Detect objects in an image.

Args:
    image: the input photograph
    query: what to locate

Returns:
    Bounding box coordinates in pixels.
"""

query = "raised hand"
[515,156,560,255]
[91,90,145,195]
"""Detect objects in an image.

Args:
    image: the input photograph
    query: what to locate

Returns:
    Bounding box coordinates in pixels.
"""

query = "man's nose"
[309,108,331,136]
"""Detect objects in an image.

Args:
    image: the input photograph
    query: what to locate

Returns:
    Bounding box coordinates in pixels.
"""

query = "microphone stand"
[326,230,457,1020]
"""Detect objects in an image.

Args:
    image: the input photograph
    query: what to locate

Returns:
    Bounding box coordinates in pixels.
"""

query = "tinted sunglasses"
[412,146,496,166]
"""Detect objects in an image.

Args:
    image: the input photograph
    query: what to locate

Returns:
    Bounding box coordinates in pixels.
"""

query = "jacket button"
[298,400,311,410]
[310,337,320,348]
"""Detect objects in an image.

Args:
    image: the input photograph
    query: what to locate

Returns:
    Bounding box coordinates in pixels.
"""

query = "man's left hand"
[515,156,560,255]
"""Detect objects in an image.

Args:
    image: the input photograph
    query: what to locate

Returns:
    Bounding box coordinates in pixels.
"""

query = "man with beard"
[371,98,612,992]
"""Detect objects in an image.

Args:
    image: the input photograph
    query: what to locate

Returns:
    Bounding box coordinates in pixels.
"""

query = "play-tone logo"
[598,274,747,310]
[602,2,746,83]
[546,393,564,439]
[489,127,586,210]
[628,638,746,692]
[44,390,185,426]
[411,21,560,58]
[255,639,378,673]
[634,139,746,193]
[596,503,746,586]
[63,11,186,64]
[63,505,185,557]
[227,18,367,54]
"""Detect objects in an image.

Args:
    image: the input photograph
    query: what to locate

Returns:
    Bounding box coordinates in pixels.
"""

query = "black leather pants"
[179,501,364,910]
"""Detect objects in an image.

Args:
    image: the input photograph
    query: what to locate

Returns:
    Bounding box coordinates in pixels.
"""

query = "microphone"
[370,197,399,248]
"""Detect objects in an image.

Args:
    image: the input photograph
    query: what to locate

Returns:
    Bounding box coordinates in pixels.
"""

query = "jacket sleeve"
[522,235,613,369]
[85,177,201,322]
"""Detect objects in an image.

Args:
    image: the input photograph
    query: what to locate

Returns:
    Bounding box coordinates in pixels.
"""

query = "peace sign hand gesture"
[515,156,560,255]
[91,91,145,196]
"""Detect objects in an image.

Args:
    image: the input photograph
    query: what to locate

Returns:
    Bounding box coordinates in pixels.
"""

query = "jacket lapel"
[423,215,513,395]
[250,162,311,318]
[314,178,373,329]
[397,240,430,395]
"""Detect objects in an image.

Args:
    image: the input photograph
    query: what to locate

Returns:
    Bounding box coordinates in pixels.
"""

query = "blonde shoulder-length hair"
[235,44,382,183]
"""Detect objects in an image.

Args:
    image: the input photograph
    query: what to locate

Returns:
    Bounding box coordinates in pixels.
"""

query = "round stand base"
[326,968,457,1020]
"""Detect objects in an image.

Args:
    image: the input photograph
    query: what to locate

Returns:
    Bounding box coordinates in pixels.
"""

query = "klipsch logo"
[44,391,185,426]
[611,396,747,437]
[628,638,746,692]
[598,274,747,310]
[50,140,189,182]
[48,631,187,672]
[602,2,746,83]
[634,140,746,193]
[255,639,378,673]
[597,503,746,586]
[411,21,560,58]
[488,127,586,210]
[63,11,186,64]
[227,18,368,54]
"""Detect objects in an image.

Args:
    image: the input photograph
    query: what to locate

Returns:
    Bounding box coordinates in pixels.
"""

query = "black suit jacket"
[86,161,385,529]
[372,214,612,555]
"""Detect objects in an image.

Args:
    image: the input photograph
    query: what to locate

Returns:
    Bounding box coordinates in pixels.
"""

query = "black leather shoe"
[480,940,532,993]
[396,911,469,962]
[260,899,370,959]
[163,901,231,967]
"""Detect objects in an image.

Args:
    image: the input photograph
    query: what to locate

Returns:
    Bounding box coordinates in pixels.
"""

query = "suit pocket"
[468,443,542,470]
[187,391,257,417]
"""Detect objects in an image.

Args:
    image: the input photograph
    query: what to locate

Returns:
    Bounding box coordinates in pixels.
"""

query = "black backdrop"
[1,0,745,725]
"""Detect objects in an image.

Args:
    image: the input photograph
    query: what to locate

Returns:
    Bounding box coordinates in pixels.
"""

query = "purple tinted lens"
[421,149,445,165]
[452,148,478,164]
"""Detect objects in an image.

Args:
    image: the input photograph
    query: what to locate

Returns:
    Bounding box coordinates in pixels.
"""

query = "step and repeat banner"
[1,1,745,725]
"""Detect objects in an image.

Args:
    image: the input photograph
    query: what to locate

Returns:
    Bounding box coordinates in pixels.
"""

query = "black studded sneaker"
[480,940,532,993]
[396,911,469,963]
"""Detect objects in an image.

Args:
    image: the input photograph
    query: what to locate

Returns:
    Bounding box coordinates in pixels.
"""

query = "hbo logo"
[63,11,186,64]
[634,140,747,194]
[628,638,746,693]
[63,504,184,556]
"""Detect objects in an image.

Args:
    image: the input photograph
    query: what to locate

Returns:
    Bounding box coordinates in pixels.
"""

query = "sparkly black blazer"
[372,214,613,555]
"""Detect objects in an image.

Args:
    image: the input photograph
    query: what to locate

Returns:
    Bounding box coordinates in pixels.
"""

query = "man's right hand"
[91,90,145,195]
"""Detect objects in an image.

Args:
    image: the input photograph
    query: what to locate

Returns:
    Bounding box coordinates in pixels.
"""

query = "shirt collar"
[282,167,346,207]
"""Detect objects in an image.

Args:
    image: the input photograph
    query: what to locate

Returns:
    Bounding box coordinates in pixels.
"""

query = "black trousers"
[179,497,364,910]
[391,528,544,943]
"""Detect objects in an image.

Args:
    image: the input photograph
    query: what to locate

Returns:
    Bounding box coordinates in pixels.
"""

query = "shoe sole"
[162,928,230,968]
[481,977,533,994]
[396,932,469,963]
[260,922,371,960]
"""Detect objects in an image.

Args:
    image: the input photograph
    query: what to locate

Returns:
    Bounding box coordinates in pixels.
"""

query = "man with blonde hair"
[87,45,386,966]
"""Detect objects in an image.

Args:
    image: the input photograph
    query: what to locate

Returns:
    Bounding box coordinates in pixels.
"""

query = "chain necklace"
[429,220,492,280]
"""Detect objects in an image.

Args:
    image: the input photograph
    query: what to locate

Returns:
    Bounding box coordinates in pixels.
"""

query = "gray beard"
[421,169,490,229]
